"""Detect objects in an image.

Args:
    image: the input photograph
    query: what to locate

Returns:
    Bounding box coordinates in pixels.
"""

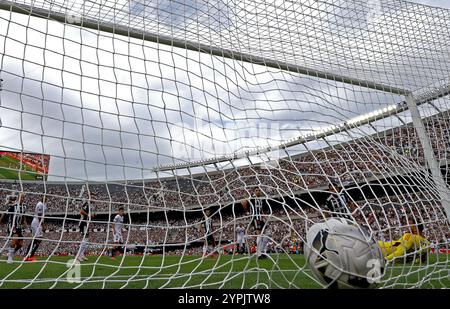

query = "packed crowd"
[1,191,449,257]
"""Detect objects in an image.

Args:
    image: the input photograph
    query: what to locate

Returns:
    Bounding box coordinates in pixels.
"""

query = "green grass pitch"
[0,254,448,288]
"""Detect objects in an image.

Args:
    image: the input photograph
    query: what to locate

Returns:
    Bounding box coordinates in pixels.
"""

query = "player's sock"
[81,241,87,256]
[261,236,269,254]
[30,239,41,257]
[8,247,14,261]
[256,236,262,256]
[78,239,88,257]
[25,242,33,257]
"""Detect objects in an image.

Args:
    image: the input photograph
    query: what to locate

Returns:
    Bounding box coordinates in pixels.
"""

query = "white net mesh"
[0,0,449,288]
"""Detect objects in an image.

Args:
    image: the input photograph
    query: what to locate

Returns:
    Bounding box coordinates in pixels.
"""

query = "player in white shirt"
[24,194,47,261]
[236,223,246,254]
[111,206,125,259]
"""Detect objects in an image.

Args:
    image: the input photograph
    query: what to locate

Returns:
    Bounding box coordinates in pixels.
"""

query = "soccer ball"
[304,218,384,288]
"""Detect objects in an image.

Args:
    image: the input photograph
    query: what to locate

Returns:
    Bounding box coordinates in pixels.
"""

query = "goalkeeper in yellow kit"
[378,220,430,263]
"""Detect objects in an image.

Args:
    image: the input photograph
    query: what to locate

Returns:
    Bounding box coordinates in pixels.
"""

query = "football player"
[24,194,47,261]
[242,186,270,259]
[111,206,125,259]
[0,193,27,263]
[378,220,430,263]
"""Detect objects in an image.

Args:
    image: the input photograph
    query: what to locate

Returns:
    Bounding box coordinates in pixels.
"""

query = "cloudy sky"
[412,0,450,8]
[0,0,449,182]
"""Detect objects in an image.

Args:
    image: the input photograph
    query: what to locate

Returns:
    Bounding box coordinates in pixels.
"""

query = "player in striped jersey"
[0,193,27,264]
[202,209,216,257]
[111,206,125,260]
[24,194,47,261]
[325,180,356,220]
[241,186,270,259]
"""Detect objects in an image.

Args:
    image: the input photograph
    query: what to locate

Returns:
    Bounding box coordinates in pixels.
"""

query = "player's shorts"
[405,250,428,263]
[79,223,89,238]
[237,236,244,244]
[114,233,123,243]
[31,218,43,238]
[206,234,215,246]
[7,225,24,238]
[252,218,265,232]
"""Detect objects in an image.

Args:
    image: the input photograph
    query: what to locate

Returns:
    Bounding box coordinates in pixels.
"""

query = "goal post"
[0,0,412,96]
[405,93,450,222]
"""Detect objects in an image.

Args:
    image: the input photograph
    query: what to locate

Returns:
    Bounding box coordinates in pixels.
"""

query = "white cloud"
[410,0,450,9]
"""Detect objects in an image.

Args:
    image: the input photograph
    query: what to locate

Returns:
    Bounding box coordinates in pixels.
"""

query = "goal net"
[0,0,449,289]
